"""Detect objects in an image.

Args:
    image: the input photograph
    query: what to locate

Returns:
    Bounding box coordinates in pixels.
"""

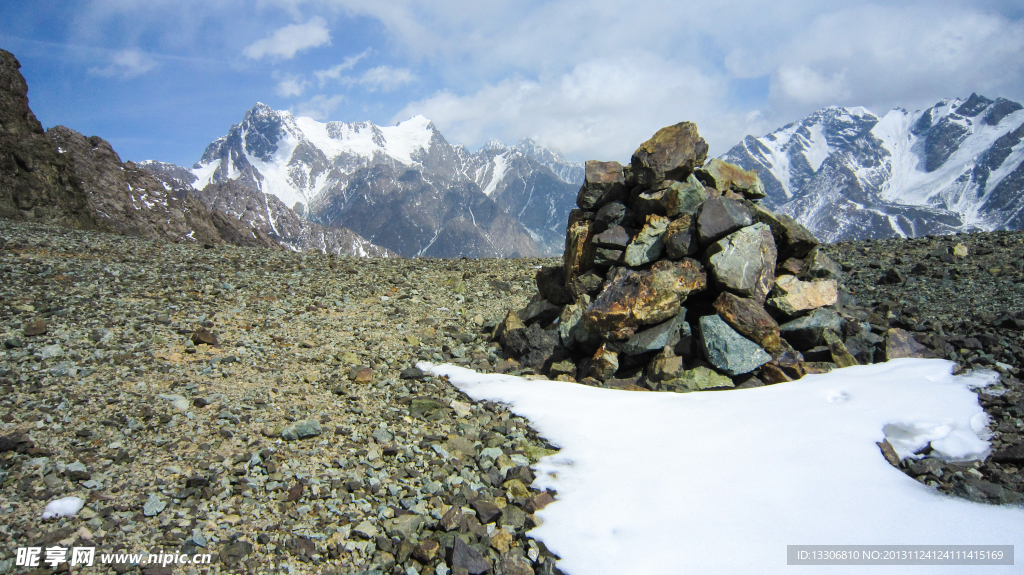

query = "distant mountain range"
[722,93,1024,241]
[148,103,583,258]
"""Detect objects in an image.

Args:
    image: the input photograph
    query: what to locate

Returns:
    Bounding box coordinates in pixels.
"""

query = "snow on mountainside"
[188,103,581,257]
[722,94,1024,242]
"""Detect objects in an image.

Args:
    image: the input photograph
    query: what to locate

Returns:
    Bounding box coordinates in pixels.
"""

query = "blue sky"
[2,1,1022,168]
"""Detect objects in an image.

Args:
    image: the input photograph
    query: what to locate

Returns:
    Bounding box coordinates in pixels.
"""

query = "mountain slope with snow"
[189,104,581,257]
[722,94,1024,241]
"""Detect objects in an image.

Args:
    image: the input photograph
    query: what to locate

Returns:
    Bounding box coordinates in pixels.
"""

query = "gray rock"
[576,161,627,210]
[697,197,752,245]
[663,214,697,259]
[353,519,379,539]
[593,225,632,249]
[594,247,625,266]
[451,537,491,575]
[779,308,844,350]
[64,461,90,481]
[659,174,707,216]
[281,420,322,441]
[624,215,669,266]
[594,201,628,228]
[619,312,689,356]
[37,344,64,360]
[705,223,777,304]
[699,315,771,375]
[804,248,842,280]
[143,493,166,517]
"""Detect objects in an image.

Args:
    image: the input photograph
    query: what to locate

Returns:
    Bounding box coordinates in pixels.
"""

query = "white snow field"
[422,358,1023,574]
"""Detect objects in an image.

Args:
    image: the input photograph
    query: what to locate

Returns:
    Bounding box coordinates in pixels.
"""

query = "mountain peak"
[482,138,509,152]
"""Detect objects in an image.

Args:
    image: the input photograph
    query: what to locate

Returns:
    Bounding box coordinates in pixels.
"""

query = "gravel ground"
[0,219,560,575]
[1,220,1023,575]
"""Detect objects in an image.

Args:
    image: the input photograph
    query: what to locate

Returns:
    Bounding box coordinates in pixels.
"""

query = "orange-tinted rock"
[697,158,766,199]
[767,275,838,316]
[583,259,706,337]
[885,328,932,360]
[631,122,709,185]
[712,292,782,352]
[563,210,596,286]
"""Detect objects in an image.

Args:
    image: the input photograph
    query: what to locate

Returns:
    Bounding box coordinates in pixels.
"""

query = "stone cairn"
[494,121,931,391]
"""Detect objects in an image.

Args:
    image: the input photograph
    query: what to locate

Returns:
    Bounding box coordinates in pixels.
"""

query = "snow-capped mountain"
[188,103,580,257]
[722,94,1024,241]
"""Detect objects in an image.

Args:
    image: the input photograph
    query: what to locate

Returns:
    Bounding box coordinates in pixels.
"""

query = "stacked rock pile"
[496,121,930,390]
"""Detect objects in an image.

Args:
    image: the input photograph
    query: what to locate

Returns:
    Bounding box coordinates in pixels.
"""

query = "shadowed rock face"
[631,121,709,185]
[0,49,95,229]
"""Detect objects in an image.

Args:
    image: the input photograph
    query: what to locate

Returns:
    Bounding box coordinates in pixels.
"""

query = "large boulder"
[698,315,772,375]
[577,161,627,210]
[583,259,706,338]
[767,275,838,316]
[624,214,669,266]
[697,158,766,199]
[778,308,843,350]
[631,122,709,185]
[705,223,777,304]
[712,292,782,353]
[697,197,753,245]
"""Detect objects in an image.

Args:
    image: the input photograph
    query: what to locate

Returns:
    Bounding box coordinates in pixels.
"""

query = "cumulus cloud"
[396,55,755,161]
[243,16,331,60]
[88,49,159,78]
[293,94,345,120]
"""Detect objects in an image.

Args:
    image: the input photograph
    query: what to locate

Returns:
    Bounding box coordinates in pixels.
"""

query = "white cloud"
[275,73,310,97]
[357,65,415,92]
[88,49,159,78]
[314,49,371,84]
[773,66,850,106]
[243,16,331,60]
[293,94,345,120]
[396,56,755,161]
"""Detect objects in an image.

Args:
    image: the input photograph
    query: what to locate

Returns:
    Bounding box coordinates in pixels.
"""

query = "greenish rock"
[779,308,843,350]
[624,214,669,266]
[410,398,449,419]
[557,297,597,349]
[143,493,166,517]
[620,312,689,356]
[746,202,818,259]
[668,366,735,391]
[804,247,842,280]
[280,420,322,441]
[697,158,766,199]
[706,223,777,304]
[660,174,707,216]
[698,315,771,375]
[594,247,625,266]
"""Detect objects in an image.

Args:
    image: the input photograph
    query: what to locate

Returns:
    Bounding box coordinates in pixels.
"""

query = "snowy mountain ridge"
[187,103,582,257]
[722,94,1024,241]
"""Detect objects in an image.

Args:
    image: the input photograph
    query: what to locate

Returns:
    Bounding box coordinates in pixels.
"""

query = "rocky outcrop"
[45,126,279,249]
[0,48,279,249]
[494,120,932,390]
[0,49,96,229]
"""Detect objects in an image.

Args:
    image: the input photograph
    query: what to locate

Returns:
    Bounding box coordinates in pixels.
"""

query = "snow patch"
[422,359,1023,575]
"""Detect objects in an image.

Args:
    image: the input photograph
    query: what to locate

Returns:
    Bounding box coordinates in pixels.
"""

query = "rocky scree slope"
[0,48,280,251]
[492,120,1024,506]
[140,165,392,258]
[722,94,1024,241]
[0,220,564,575]
[181,103,579,258]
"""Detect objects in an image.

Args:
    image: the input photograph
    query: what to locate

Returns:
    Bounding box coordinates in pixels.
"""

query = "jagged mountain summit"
[722,94,1024,242]
[187,103,581,257]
